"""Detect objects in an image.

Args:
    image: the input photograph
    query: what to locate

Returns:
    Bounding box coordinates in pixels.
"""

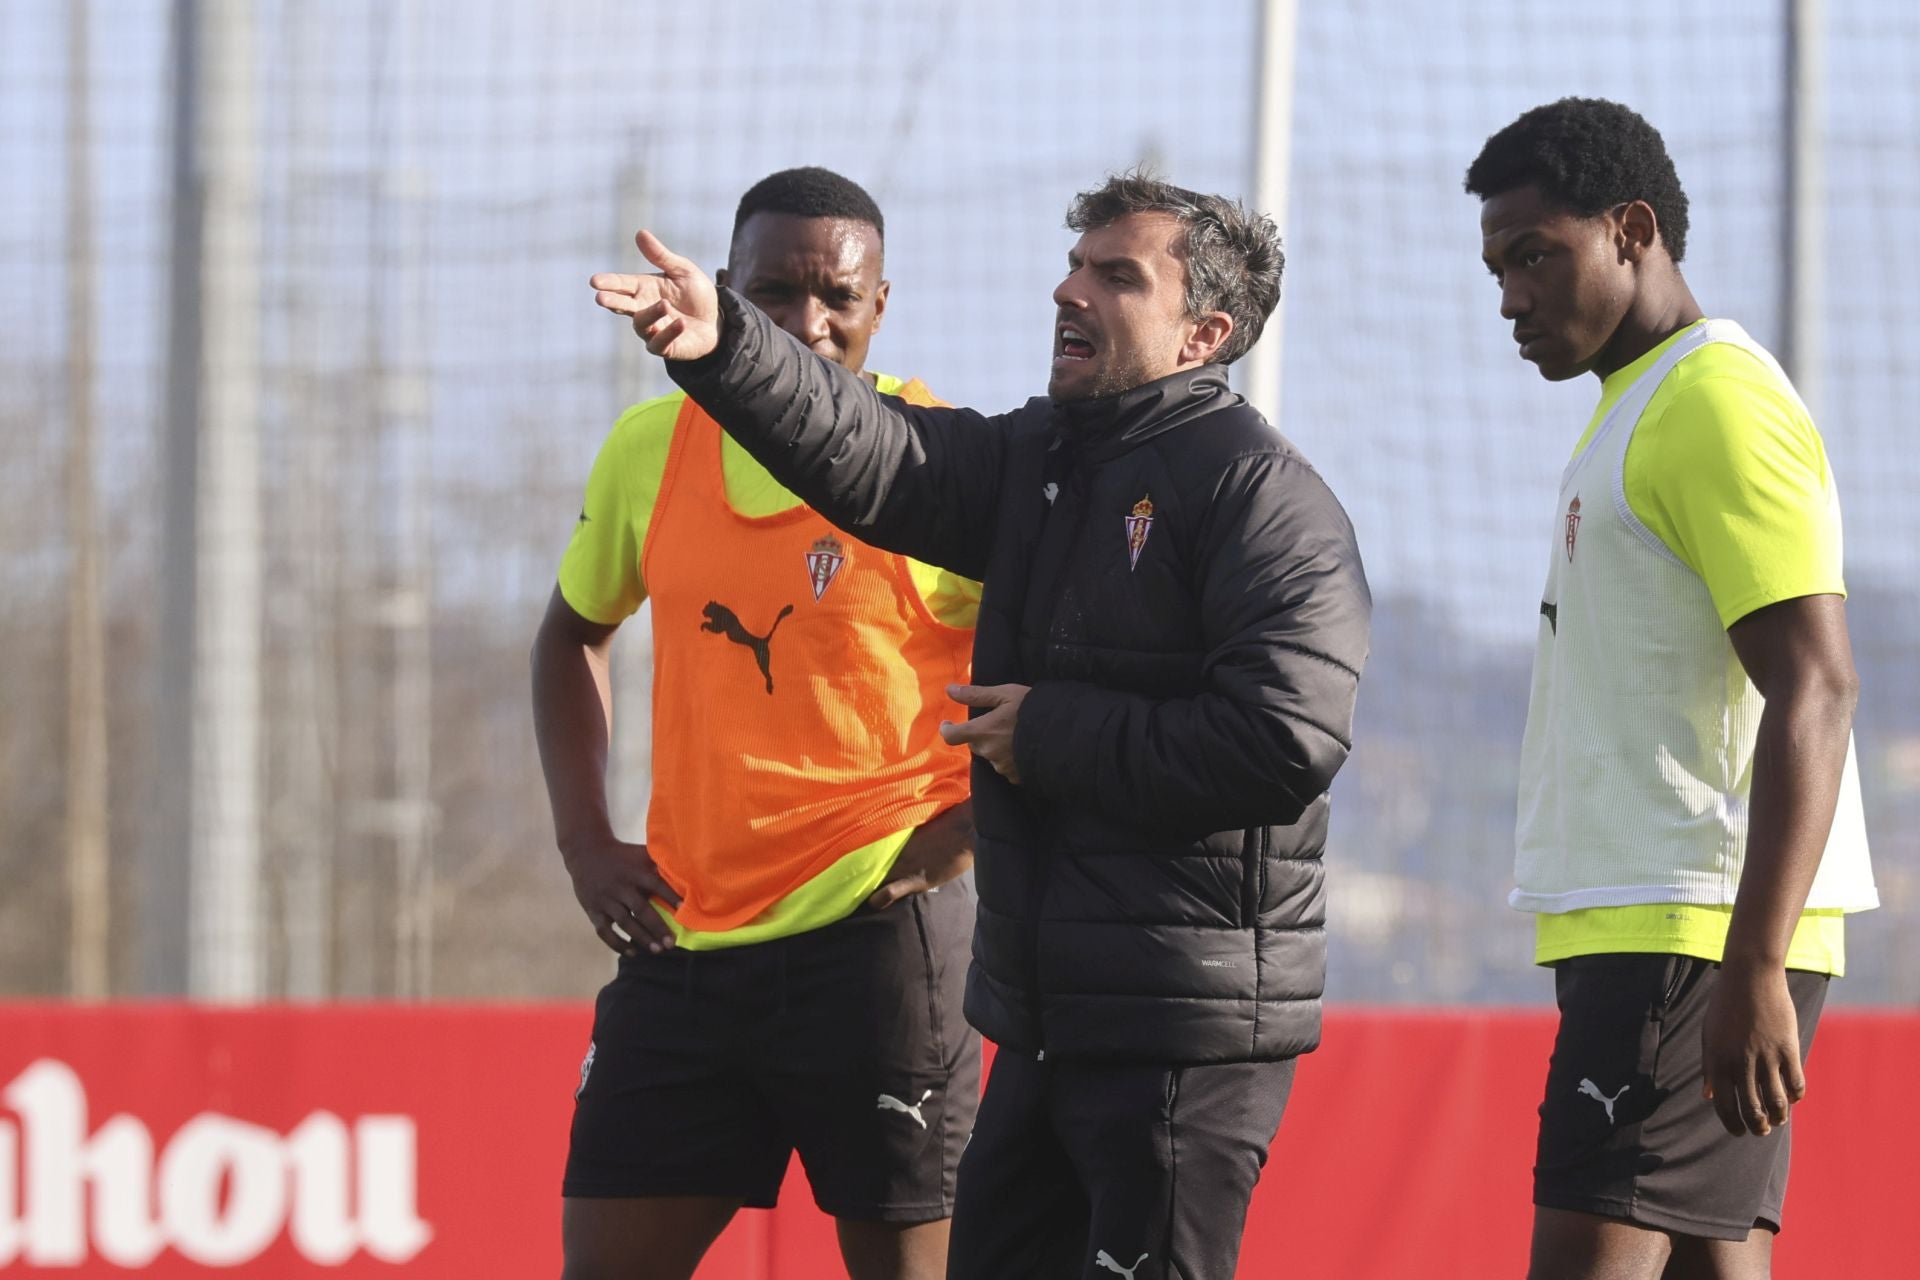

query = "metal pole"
[65,0,111,1000]
[189,0,264,1001]
[609,147,657,840]
[143,0,201,996]
[1784,0,1826,415]
[1244,0,1299,424]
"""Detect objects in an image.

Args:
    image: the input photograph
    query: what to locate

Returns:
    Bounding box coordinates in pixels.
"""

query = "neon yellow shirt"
[559,376,979,949]
[1535,323,1847,974]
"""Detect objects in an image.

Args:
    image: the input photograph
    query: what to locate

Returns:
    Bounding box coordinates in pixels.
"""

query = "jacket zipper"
[1020,462,1092,1056]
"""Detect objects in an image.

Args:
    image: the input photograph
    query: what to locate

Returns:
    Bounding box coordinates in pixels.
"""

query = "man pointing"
[593,174,1371,1280]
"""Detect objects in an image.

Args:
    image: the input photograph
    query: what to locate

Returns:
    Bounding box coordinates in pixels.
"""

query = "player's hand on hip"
[867,801,975,910]
[561,834,683,957]
[940,683,1031,786]
[1700,960,1805,1137]
[590,230,721,360]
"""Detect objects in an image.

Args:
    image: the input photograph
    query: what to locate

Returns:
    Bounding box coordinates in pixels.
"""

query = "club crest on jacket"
[1125,495,1155,571]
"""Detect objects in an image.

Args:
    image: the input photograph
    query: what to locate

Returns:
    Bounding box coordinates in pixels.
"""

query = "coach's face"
[1480,184,1647,383]
[1050,212,1230,401]
[718,213,888,375]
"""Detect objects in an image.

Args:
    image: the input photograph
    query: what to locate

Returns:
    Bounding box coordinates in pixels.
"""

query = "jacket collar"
[1048,364,1237,462]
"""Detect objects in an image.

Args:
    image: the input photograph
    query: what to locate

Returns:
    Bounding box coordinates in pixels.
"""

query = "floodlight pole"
[145,0,200,995]
[66,0,111,1000]
[189,0,265,1001]
[1784,0,1826,416]
[609,148,659,841]
[1245,0,1300,424]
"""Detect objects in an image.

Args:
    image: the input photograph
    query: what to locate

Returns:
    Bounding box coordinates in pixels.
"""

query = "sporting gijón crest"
[805,534,847,601]
[1565,494,1582,563]
[1124,495,1155,571]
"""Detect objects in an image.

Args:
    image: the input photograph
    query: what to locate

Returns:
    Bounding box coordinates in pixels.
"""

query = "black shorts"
[948,1050,1296,1280]
[1535,953,1829,1241]
[562,874,979,1222]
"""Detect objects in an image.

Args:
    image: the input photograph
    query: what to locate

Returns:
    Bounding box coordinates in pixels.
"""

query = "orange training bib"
[640,389,972,931]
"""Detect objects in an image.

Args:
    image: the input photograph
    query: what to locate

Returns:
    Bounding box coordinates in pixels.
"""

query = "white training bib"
[1512,321,1877,915]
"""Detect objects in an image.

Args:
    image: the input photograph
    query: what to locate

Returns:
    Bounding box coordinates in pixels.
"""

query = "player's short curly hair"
[730,167,883,252]
[1065,171,1284,367]
[1464,97,1690,263]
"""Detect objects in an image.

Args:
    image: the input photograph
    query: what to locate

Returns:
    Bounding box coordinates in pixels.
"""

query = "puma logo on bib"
[700,601,794,694]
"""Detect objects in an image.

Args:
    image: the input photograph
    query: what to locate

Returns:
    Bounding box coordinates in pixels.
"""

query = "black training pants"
[947,1048,1296,1279]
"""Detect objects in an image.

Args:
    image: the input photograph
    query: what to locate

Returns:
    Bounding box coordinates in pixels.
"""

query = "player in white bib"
[1468,98,1876,1280]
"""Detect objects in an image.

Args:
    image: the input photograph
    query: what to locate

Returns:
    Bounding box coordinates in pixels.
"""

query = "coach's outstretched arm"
[593,232,1008,579]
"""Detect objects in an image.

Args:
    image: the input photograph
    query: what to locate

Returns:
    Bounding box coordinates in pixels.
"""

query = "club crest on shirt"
[805,534,848,601]
[1125,495,1155,571]
[1565,494,1582,563]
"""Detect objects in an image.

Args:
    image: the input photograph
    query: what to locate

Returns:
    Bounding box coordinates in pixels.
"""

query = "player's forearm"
[529,622,618,862]
[1722,674,1857,969]
[917,799,977,861]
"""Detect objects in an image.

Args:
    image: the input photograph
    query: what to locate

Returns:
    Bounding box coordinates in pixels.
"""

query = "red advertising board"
[0,1005,1909,1276]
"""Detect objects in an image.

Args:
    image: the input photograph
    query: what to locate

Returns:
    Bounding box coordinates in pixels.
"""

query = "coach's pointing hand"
[941,683,1031,785]
[592,230,721,361]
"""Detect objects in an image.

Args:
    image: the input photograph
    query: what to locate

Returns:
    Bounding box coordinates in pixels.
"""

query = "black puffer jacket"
[671,290,1371,1063]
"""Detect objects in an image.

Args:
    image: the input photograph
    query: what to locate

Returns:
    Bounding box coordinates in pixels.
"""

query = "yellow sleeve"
[556,395,681,625]
[905,561,982,630]
[1625,375,1846,628]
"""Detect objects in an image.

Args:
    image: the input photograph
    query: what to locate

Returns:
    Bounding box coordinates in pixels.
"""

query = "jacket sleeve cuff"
[664,287,753,387]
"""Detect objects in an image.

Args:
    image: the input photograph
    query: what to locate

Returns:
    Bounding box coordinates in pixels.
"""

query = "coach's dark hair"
[1065,171,1283,367]
[1464,97,1690,263]
[730,167,884,253]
